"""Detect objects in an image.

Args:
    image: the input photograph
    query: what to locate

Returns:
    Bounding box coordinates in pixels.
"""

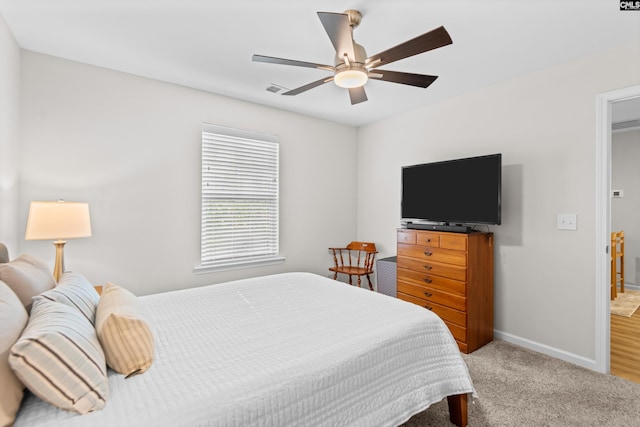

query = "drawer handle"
[424,265,433,270]
[424,305,433,311]
[423,277,432,284]
[423,251,432,256]
[424,291,432,297]
[425,238,432,243]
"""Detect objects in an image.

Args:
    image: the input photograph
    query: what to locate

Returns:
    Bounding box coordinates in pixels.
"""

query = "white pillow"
[0,281,29,426]
[96,282,155,377]
[0,254,56,311]
[9,297,108,414]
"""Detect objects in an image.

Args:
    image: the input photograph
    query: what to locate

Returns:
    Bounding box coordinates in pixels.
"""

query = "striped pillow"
[40,272,100,325]
[96,283,155,377]
[9,297,108,414]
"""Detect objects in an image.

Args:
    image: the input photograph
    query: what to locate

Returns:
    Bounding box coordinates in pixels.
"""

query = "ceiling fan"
[252,10,453,105]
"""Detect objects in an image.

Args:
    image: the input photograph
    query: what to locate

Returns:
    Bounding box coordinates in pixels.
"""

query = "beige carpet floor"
[401,340,640,426]
[610,289,640,317]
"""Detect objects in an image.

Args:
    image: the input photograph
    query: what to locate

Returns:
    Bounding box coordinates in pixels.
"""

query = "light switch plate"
[557,213,577,230]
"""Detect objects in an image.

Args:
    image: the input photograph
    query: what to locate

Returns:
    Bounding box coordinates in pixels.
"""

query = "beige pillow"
[40,272,100,325]
[0,254,56,311]
[9,296,108,414]
[96,282,155,377]
[0,281,29,427]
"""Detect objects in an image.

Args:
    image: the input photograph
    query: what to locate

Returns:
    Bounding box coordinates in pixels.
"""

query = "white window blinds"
[200,124,280,268]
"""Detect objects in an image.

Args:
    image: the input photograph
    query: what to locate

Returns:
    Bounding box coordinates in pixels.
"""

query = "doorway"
[595,84,640,374]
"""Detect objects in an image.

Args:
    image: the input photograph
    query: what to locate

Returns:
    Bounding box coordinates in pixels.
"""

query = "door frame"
[595,84,640,374]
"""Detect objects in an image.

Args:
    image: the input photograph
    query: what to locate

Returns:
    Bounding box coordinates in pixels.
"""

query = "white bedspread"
[14,272,474,427]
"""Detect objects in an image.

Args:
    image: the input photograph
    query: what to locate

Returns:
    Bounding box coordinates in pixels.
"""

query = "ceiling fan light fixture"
[334,67,368,88]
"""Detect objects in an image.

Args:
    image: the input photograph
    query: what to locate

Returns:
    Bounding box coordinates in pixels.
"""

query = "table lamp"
[25,200,92,282]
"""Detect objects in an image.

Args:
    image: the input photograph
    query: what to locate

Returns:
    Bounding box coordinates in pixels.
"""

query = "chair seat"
[329,266,371,275]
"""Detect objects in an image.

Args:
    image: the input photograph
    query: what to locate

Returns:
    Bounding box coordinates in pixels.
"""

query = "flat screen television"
[401,153,501,230]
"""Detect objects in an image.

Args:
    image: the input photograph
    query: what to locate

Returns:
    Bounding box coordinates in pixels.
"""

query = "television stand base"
[406,223,472,233]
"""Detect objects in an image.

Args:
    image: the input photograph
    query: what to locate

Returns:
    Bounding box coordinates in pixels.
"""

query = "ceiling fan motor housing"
[333,17,368,89]
[334,41,367,66]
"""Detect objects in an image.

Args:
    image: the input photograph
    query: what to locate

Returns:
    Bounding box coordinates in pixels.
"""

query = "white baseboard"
[494,284,640,373]
[493,330,599,372]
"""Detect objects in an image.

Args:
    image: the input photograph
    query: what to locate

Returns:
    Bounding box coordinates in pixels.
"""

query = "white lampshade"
[25,200,92,241]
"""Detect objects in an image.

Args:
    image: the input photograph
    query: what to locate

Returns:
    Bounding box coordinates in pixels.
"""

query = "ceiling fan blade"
[348,86,368,105]
[252,54,334,72]
[369,69,438,88]
[365,26,452,69]
[282,77,334,96]
[317,12,355,61]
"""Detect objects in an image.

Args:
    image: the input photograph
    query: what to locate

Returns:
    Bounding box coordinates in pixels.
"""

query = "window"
[196,124,283,272]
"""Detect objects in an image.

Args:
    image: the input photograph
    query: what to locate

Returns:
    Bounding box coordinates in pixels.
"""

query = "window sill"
[193,255,286,274]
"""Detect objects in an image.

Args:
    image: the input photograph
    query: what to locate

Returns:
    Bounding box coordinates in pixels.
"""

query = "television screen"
[401,153,501,225]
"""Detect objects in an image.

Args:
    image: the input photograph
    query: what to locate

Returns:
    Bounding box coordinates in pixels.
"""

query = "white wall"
[356,42,640,363]
[0,14,20,254]
[612,128,640,286]
[18,51,358,295]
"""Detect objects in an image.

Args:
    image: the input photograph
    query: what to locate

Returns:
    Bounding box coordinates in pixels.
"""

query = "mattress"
[14,272,474,427]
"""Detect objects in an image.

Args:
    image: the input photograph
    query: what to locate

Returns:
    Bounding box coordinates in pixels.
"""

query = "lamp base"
[53,240,66,282]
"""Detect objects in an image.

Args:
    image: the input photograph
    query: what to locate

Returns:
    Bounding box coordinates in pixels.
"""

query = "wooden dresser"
[397,229,494,353]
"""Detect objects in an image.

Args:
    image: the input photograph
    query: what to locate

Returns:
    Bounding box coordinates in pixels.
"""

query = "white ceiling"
[1,0,639,127]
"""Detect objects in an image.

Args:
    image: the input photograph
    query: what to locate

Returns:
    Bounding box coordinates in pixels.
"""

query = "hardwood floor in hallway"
[610,304,640,384]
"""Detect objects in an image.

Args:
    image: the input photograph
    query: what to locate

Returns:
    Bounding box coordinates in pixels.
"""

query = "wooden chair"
[329,242,378,290]
[611,230,624,300]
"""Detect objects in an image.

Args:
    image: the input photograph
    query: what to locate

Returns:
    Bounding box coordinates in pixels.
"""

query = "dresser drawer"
[445,321,467,345]
[397,280,466,311]
[439,233,467,251]
[397,231,417,245]
[397,244,467,266]
[413,231,440,247]
[397,257,467,281]
[397,292,467,327]
[397,268,466,296]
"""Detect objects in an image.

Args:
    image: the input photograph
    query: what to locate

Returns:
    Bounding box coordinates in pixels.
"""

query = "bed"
[1,247,474,427]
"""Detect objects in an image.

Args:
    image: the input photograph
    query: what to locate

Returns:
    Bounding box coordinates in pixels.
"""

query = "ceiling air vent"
[266,84,288,94]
